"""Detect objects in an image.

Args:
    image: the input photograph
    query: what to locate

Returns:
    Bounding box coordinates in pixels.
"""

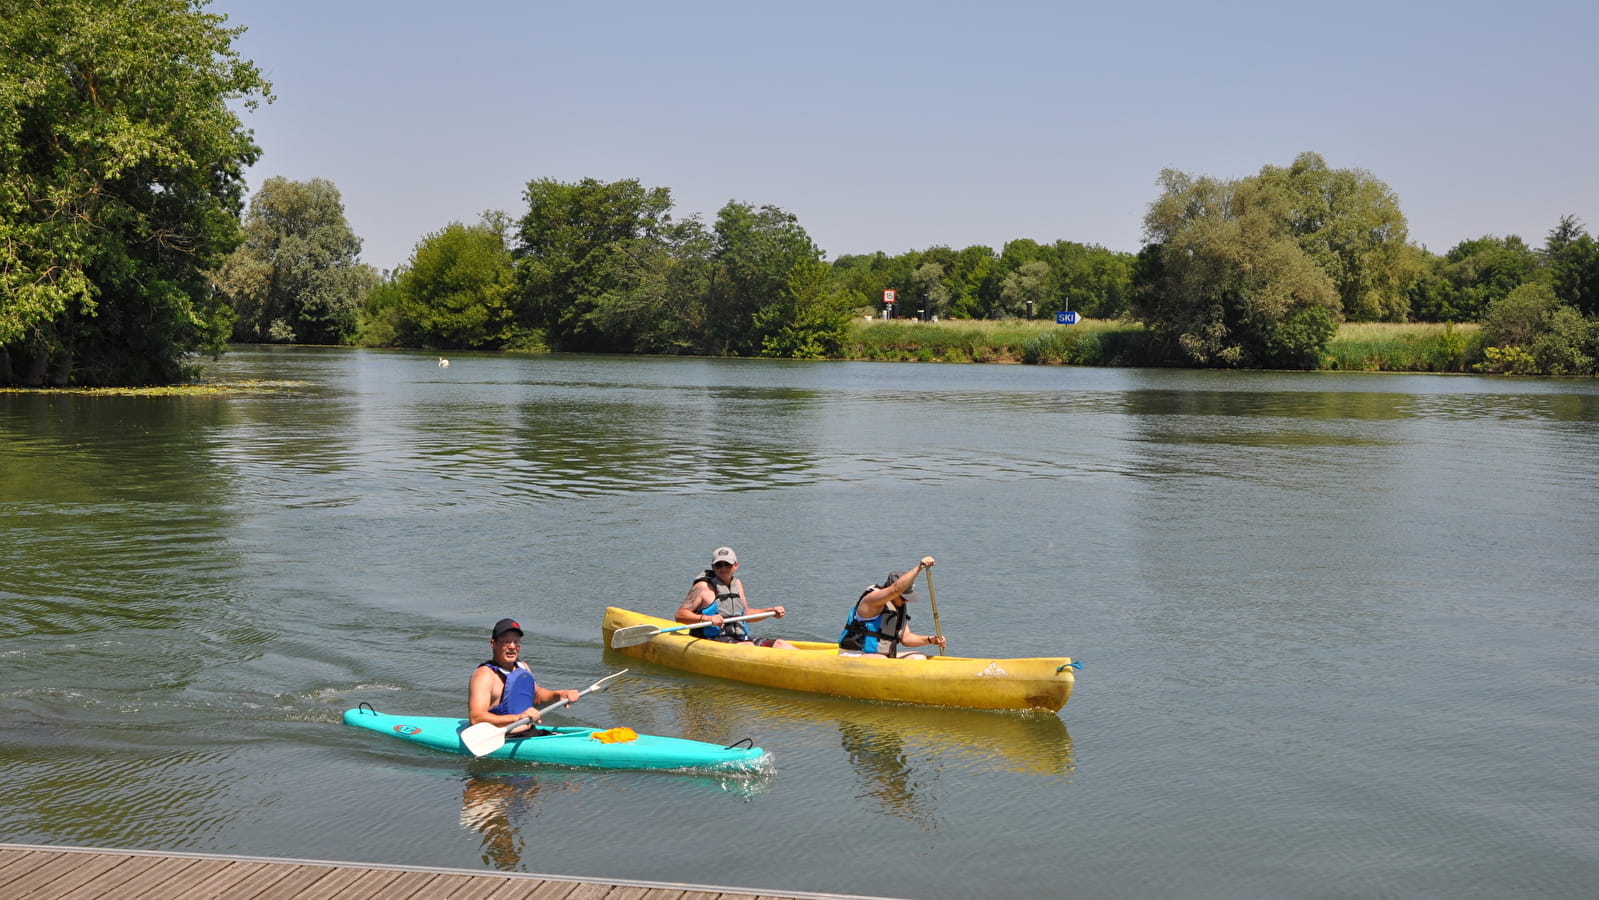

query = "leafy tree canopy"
[217,176,375,344]
[1,0,270,384]
[513,177,674,352]
[1135,165,1343,367]
[362,212,515,350]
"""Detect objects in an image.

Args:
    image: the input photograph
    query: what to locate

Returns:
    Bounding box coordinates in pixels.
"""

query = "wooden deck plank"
[441,871,548,900]
[0,849,47,884]
[168,860,272,899]
[3,849,129,896]
[289,863,371,899]
[0,843,898,900]
[523,876,584,899]
[305,865,406,900]
[195,859,294,899]
[102,854,203,897]
[371,869,449,899]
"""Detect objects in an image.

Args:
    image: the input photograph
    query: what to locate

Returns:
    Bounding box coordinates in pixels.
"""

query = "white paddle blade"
[609,612,777,649]
[609,624,666,648]
[461,721,515,757]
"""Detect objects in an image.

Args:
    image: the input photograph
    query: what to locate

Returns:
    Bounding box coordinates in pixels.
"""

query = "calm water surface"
[2,347,1596,899]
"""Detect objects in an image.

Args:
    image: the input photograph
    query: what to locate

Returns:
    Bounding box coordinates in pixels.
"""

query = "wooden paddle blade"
[460,721,509,757]
[608,624,665,648]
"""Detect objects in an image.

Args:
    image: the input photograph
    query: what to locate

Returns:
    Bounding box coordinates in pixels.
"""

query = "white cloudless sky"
[210,0,1597,274]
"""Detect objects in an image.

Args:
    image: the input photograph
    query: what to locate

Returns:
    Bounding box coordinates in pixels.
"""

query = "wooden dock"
[0,843,897,900]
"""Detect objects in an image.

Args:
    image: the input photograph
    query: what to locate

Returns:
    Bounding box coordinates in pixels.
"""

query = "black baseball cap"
[492,618,524,639]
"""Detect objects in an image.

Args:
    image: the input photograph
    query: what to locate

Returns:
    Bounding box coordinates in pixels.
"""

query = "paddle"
[460,668,630,757]
[608,611,776,649]
[924,566,945,655]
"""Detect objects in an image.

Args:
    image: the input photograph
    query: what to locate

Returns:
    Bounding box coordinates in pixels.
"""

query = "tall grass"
[841,318,1487,372]
[1322,322,1483,372]
[842,318,1145,364]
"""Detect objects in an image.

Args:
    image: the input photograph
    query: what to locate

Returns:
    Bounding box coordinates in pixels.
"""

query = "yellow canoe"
[601,607,1074,712]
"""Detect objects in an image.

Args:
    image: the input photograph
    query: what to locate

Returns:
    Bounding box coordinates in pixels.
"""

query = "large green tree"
[1135,167,1342,367]
[513,177,675,352]
[1,0,270,385]
[1255,152,1415,321]
[1410,235,1538,322]
[703,201,824,355]
[1543,215,1599,317]
[363,213,515,350]
[217,176,374,344]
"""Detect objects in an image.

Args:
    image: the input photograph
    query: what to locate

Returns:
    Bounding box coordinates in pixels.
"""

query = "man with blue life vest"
[676,546,796,649]
[468,618,580,736]
[839,556,947,658]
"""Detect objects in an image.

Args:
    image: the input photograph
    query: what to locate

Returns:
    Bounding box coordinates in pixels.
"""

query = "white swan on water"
[437,357,450,367]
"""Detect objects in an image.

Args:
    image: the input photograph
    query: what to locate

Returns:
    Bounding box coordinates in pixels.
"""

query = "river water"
[2,347,1595,899]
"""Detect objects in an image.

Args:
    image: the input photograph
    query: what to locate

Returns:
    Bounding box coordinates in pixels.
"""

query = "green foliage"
[1543,215,1599,317]
[217,176,375,344]
[1263,304,1338,369]
[1409,235,1540,322]
[704,202,825,355]
[513,177,675,353]
[1133,165,1344,367]
[756,260,857,359]
[1,0,271,384]
[1321,323,1484,372]
[362,215,515,349]
[1256,152,1415,321]
[998,261,1052,318]
[1476,283,1596,375]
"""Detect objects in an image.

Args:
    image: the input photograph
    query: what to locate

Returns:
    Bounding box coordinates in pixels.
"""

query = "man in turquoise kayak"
[676,546,796,648]
[839,556,947,658]
[468,618,580,736]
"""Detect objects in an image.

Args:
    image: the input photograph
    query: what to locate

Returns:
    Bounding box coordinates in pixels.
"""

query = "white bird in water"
[437,357,450,367]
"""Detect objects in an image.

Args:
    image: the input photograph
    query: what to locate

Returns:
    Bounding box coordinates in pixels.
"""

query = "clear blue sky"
[211,0,1597,275]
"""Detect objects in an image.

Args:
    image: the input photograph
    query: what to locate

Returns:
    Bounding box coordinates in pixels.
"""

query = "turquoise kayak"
[342,706,767,770]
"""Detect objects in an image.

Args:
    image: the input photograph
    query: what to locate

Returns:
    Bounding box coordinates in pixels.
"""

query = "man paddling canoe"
[468,618,580,736]
[676,546,796,649]
[839,556,947,659]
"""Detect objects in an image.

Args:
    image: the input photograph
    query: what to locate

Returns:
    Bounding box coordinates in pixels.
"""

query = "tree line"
[5,1,1597,385]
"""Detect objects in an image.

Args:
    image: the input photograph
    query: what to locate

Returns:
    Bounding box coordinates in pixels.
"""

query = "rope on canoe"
[1056,661,1081,673]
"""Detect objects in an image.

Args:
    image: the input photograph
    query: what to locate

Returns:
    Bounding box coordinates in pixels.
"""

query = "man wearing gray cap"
[676,546,795,649]
[839,556,946,658]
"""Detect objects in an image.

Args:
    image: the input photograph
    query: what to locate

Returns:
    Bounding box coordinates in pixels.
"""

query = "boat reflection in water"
[458,774,570,870]
[456,757,773,870]
[602,664,1073,830]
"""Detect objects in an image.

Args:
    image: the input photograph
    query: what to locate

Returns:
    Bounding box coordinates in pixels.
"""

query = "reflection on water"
[457,764,774,871]
[458,774,579,870]
[601,670,1073,831]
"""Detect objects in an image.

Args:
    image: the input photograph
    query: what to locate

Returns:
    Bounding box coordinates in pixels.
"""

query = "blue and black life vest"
[480,660,536,715]
[839,586,909,655]
[689,570,749,640]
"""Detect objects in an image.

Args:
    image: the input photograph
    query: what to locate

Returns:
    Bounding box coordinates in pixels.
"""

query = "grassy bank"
[840,318,1487,373]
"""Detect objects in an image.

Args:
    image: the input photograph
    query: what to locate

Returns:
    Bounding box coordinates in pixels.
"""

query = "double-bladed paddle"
[459,668,629,757]
[608,611,776,649]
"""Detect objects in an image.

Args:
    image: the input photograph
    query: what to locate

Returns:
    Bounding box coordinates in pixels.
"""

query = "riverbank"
[840,319,1487,372]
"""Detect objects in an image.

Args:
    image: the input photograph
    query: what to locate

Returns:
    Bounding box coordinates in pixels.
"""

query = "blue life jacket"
[689,570,750,640]
[480,660,536,715]
[839,588,908,655]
